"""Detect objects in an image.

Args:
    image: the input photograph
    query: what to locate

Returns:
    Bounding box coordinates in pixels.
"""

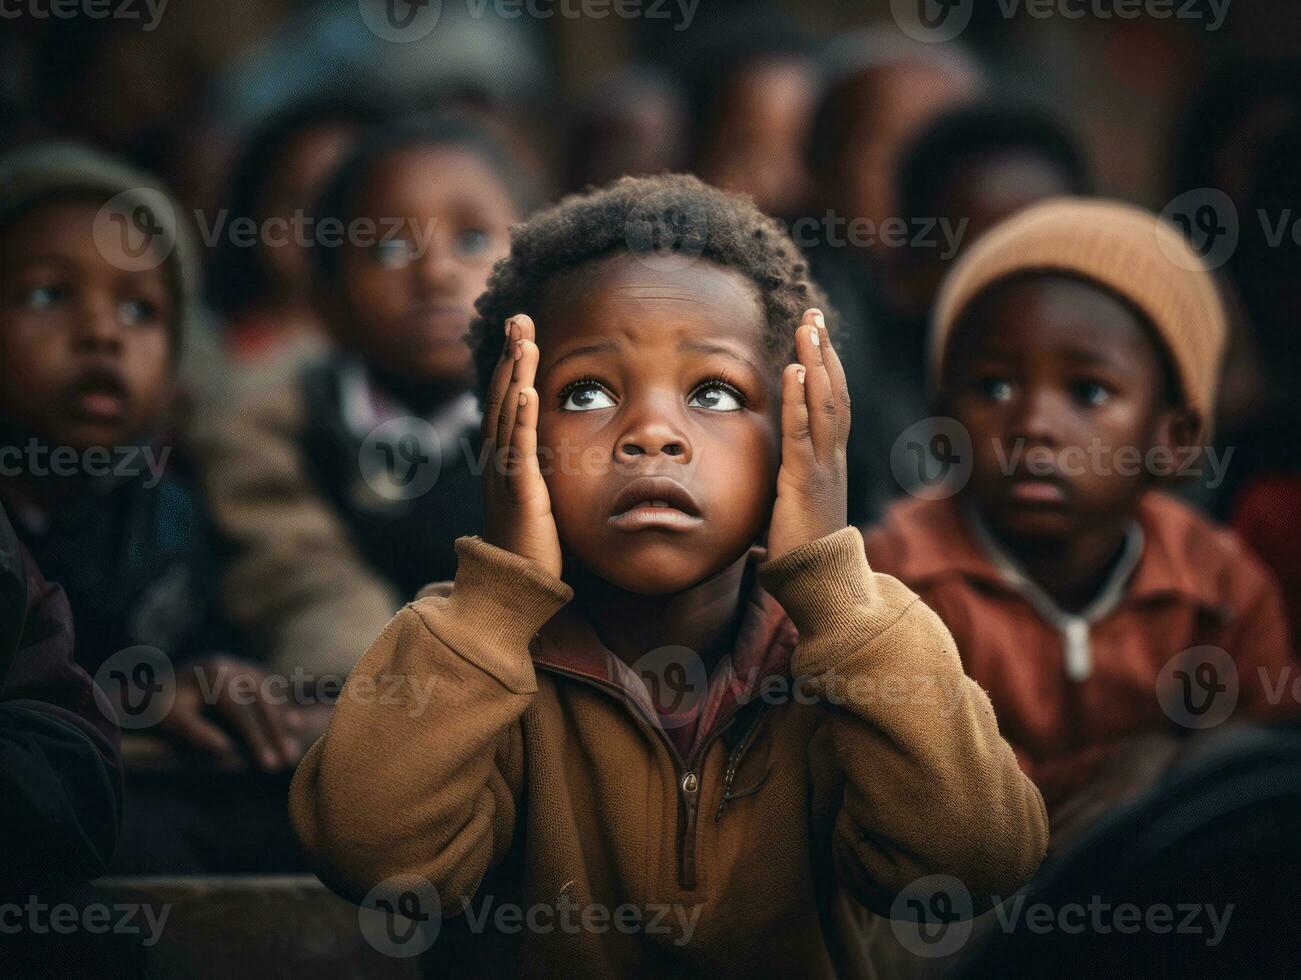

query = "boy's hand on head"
[159,655,302,771]
[481,315,563,578]
[767,310,850,562]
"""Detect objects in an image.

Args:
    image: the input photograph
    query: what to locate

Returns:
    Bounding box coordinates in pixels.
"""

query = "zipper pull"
[679,770,700,890]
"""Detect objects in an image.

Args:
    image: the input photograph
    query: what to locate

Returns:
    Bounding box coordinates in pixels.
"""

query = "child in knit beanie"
[0,143,305,870]
[863,197,1296,838]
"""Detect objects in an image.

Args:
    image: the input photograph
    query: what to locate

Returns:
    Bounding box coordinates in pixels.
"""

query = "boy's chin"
[983,503,1081,544]
[574,540,744,596]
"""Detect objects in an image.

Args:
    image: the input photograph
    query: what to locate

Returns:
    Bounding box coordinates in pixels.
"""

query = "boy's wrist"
[435,535,574,645]
[758,527,893,654]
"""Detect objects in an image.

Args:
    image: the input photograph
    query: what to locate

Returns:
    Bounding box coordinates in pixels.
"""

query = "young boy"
[198,117,527,681]
[290,175,1047,976]
[0,144,303,868]
[863,198,1295,824]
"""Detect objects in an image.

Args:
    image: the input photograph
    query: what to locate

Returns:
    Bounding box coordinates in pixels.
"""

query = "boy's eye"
[1074,381,1111,407]
[454,228,492,256]
[560,381,616,412]
[120,298,161,326]
[374,239,416,269]
[687,380,745,412]
[24,283,66,311]
[980,378,1015,403]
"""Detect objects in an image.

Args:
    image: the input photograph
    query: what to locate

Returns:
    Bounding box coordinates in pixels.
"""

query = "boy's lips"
[407,304,468,341]
[1006,476,1069,504]
[67,372,130,422]
[609,477,703,531]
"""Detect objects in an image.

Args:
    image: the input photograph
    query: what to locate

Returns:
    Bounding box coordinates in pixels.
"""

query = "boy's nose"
[411,238,461,291]
[615,408,691,462]
[1008,388,1063,444]
[73,296,127,350]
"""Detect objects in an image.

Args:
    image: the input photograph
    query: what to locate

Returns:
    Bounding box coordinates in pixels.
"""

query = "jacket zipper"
[534,660,768,890]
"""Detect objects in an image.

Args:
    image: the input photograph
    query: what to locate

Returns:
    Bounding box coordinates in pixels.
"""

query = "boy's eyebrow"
[1058,345,1131,370]
[550,340,622,369]
[677,339,762,374]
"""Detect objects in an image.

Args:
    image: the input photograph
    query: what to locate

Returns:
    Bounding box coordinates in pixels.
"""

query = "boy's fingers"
[511,387,543,493]
[813,311,851,446]
[164,704,235,758]
[495,339,538,460]
[218,698,281,770]
[511,313,536,344]
[253,692,301,765]
[796,314,836,459]
[482,319,519,446]
[780,362,812,452]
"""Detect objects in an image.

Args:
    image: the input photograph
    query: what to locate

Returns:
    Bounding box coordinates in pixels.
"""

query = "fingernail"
[809,325,820,347]
[813,310,825,329]
[796,366,806,383]
[505,318,513,335]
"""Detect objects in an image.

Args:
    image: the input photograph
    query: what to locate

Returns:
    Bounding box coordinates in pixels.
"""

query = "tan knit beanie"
[931,197,1228,427]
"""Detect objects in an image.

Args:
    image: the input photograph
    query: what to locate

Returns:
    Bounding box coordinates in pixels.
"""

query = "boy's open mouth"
[608,477,704,531]
[66,369,131,423]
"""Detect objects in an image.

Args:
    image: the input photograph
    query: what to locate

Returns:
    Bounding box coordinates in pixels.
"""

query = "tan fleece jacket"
[289,528,1047,978]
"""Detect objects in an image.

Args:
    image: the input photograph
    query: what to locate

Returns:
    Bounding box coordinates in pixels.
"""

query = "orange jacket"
[862,492,1297,813]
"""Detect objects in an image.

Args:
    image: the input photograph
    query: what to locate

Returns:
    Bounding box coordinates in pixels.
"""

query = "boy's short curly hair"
[467,173,832,396]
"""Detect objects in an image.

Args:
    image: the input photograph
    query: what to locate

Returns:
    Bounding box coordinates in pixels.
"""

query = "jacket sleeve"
[193,378,402,678]
[288,536,573,906]
[0,510,123,887]
[758,527,1048,913]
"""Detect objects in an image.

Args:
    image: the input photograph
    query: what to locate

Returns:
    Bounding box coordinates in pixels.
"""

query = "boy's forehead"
[2,198,99,250]
[537,254,767,355]
[950,274,1157,368]
[4,197,157,267]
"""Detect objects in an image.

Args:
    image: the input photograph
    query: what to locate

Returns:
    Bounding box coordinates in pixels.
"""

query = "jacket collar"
[878,493,1224,612]
[530,546,798,755]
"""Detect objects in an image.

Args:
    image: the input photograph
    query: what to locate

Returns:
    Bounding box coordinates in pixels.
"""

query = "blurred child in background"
[889,102,1091,406]
[199,117,528,684]
[687,16,818,223]
[206,97,381,367]
[0,144,301,870]
[803,32,987,525]
[1,501,143,973]
[564,66,687,194]
[862,199,1295,837]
